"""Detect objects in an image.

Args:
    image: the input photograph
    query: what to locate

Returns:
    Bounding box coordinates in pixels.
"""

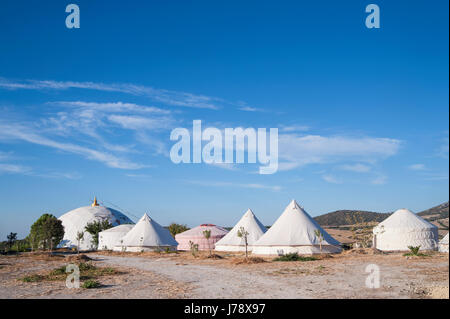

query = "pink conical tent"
[175,224,229,251]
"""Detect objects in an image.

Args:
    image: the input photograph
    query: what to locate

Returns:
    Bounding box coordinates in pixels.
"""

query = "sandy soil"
[0,250,448,299]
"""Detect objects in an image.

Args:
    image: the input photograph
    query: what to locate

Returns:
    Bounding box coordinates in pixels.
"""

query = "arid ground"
[0,249,448,299]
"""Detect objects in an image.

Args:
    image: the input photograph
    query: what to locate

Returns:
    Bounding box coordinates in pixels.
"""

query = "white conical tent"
[98,224,135,250]
[438,233,448,253]
[215,209,267,252]
[252,200,341,255]
[58,202,133,250]
[113,214,178,252]
[372,209,438,251]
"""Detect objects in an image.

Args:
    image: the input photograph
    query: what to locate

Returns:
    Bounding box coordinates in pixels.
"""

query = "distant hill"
[418,202,449,221]
[314,210,391,227]
[314,201,449,228]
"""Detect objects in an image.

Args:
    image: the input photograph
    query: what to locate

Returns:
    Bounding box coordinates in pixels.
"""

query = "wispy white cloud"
[0,151,12,161]
[371,175,387,185]
[278,134,401,171]
[108,114,173,131]
[50,101,171,114]
[238,106,264,112]
[423,174,449,181]
[41,100,175,157]
[0,78,223,110]
[0,121,146,170]
[321,174,341,184]
[279,125,310,132]
[0,154,80,179]
[32,171,82,180]
[408,163,426,171]
[125,173,152,179]
[188,180,281,192]
[207,162,239,171]
[438,133,449,159]
[0,163,31,174]
[339,163,372,173]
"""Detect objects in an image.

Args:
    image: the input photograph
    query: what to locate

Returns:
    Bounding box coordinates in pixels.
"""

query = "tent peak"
[288,199,303,210]
[244,209,254,216]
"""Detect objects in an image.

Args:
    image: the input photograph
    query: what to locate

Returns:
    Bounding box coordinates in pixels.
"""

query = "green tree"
[7,232,17,251]
[76,231,84,254]
[237,227,250,259]
[168,223,189,238]
[85,219,112,250]
[203,229,212,256]
[28,214,64,251]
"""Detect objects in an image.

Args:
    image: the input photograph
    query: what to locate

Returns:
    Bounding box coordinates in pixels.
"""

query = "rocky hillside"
[315,201,449,228]
[314,210,391,227]
[418,202,449,220]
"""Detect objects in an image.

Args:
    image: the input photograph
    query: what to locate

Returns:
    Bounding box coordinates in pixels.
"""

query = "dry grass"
[25,252,66,261]
[64,254,93,262]
[20,261,124,283]
[270,265,330,276]
[341,248,384,256]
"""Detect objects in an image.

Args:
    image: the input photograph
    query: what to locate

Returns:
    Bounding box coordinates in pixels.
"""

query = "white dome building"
[98,224,135,250]
[372,208,438,251]
[58,198,134,251]
[215,209,267,252]
[252,200,341,255]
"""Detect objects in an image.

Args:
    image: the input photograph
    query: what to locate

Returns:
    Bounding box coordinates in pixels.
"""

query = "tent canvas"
[98,224,134,250]
[373,208,438,251]
[175,224,228,251]
[113,214,178,252]
[215,209,267,252]
[439,233,449,253]
[252,200,341,255]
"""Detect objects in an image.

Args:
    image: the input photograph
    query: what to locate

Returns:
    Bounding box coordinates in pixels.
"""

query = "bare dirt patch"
[0,253,191,299]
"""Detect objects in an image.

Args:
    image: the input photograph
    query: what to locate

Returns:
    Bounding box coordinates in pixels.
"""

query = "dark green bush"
[81,279,101,289]
[273,253,317,262]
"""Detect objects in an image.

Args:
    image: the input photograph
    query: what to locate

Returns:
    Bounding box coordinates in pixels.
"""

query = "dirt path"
[92,253,449,299]
[93,254,313,298]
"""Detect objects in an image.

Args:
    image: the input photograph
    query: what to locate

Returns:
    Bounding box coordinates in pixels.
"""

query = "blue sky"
[0,0,448,239]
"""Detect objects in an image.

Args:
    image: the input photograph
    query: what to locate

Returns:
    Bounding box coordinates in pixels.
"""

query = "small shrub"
[81,279,101,289]
[49,265,67,276]
[21,274,45,282]
[409,246,420,255]
[189,241,199,257]
[78,262,96,272]
[404,245,428,257]
[273,253,317,262]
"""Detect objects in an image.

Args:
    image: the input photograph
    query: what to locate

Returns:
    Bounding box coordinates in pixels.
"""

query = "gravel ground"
[91,251,449,299]
[0,251,448,299]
